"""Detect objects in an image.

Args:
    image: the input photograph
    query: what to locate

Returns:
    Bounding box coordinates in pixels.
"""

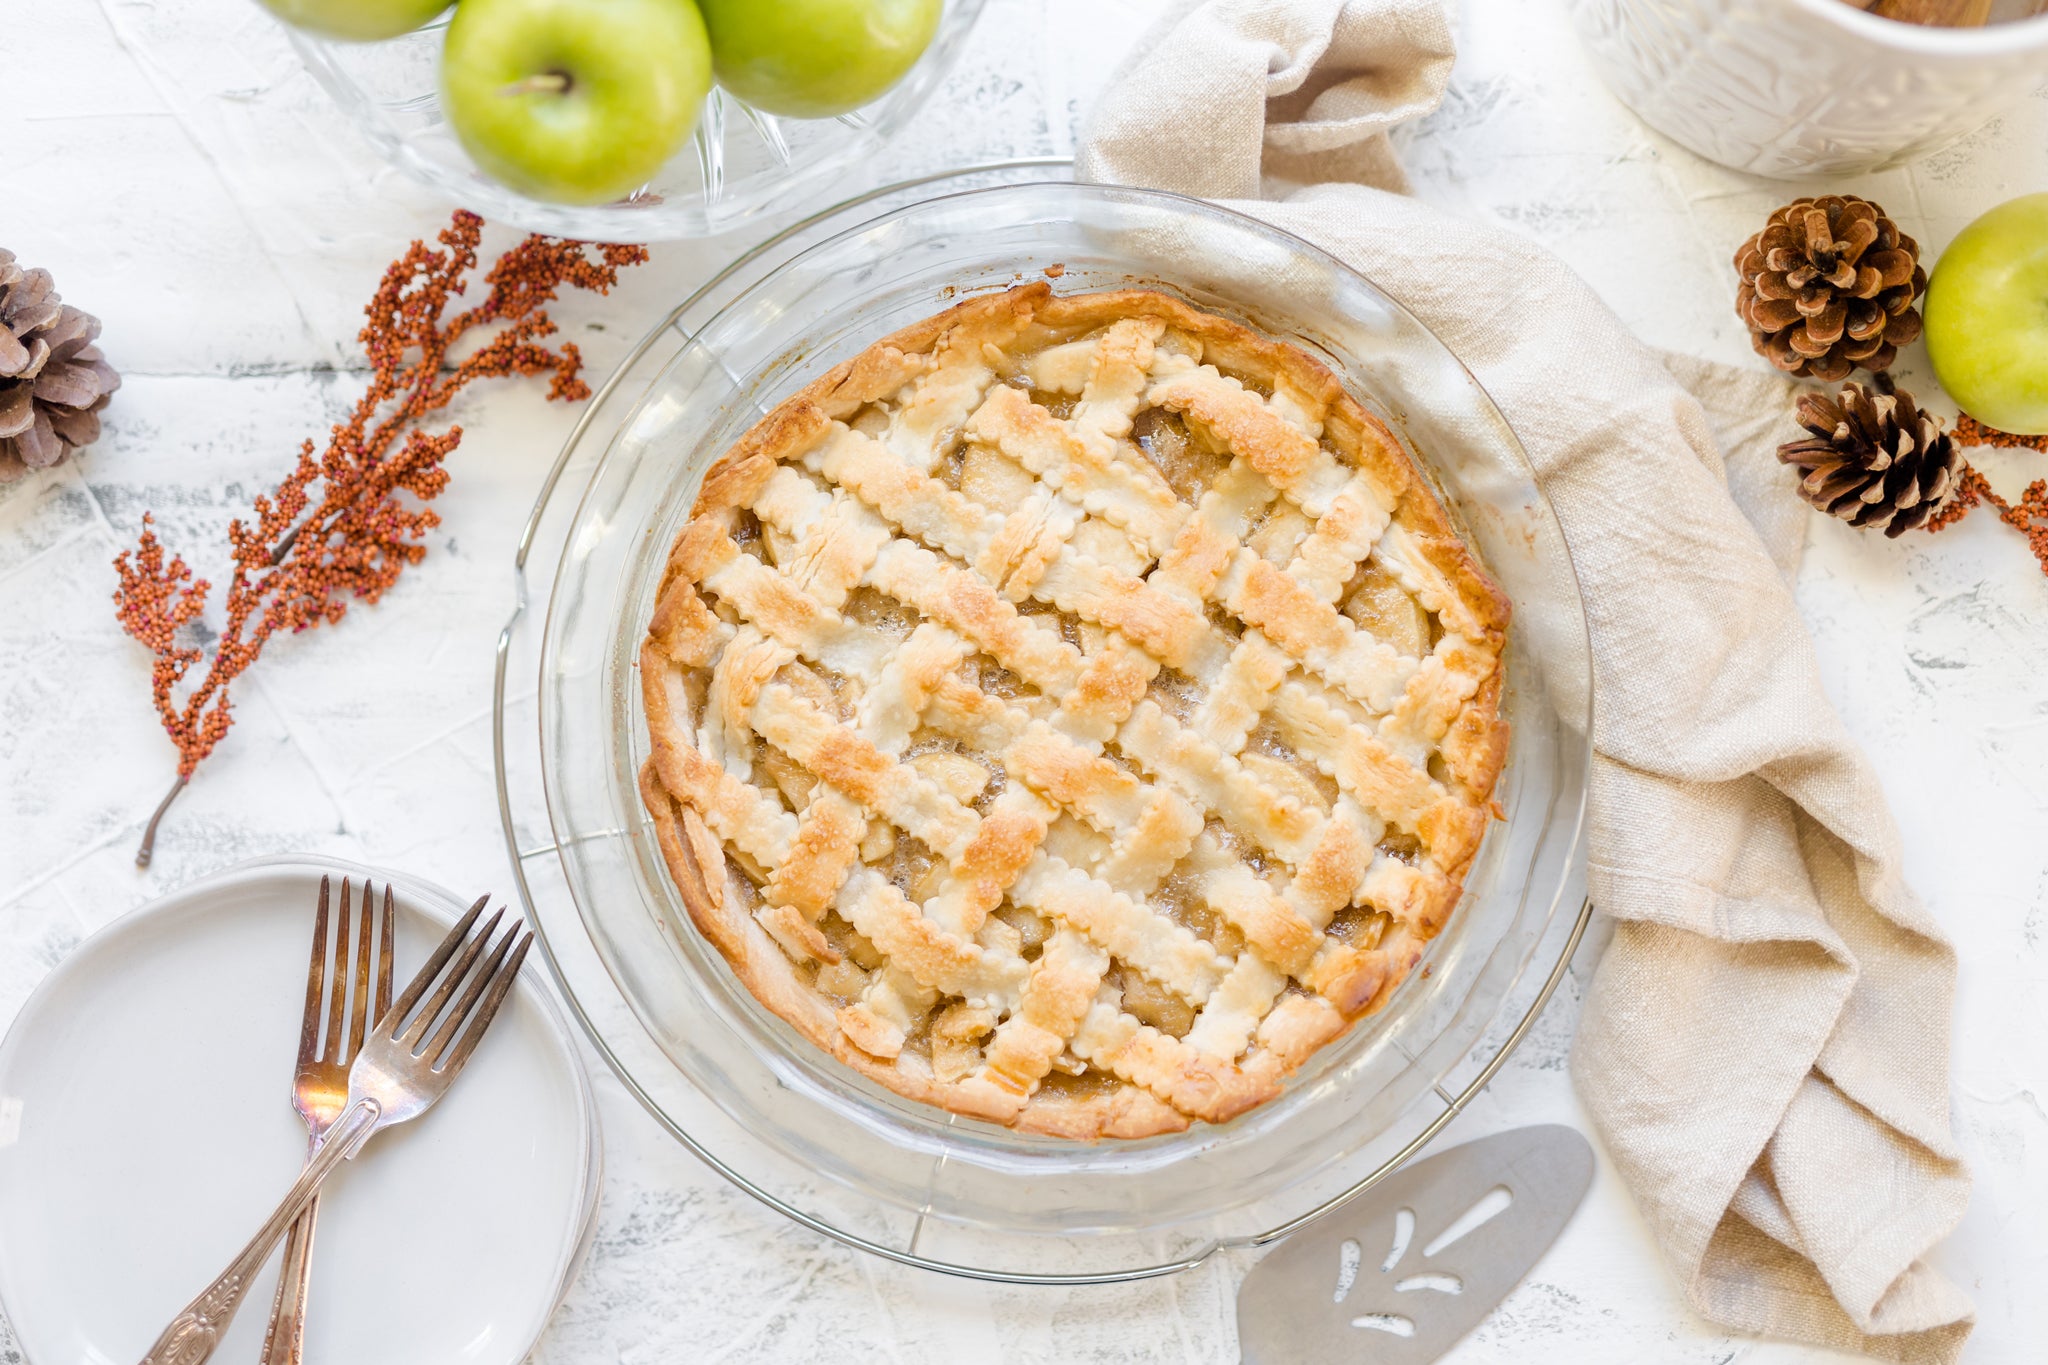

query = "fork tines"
[301,876,396,1070]
[378,897,532,1072]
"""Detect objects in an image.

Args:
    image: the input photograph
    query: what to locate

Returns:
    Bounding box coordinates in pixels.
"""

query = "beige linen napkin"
[1081,3,1973,1360]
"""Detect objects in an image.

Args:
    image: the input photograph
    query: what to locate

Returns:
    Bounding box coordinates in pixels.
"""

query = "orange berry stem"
[112,211,647,865]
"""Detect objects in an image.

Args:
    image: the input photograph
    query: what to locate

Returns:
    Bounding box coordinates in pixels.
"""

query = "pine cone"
[1779,376,1961,537]
[0,250,120,481]
[1734,196,1926,383]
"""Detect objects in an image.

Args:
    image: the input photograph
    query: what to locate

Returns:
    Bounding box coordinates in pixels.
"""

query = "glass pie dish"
[494,162,1594,1279]
[289,0,986,242]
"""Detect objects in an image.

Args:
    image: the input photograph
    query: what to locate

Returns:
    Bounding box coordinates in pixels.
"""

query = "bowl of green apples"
[278,0,985,240]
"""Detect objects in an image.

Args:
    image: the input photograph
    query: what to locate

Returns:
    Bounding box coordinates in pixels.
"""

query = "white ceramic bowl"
[1569,0,2048,177]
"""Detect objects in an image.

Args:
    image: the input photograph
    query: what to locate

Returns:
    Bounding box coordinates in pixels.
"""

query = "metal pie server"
[1237,1125,1595,1364]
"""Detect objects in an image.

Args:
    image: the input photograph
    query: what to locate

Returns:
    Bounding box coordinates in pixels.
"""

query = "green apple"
[1925,192,2048,435]
[701,0,941,120]
[258,0,450,42]
[441,0,711,206]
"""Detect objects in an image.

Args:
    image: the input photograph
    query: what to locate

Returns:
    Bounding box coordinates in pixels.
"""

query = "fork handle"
[137,1100,379,1365]
[257,1192,318,1365]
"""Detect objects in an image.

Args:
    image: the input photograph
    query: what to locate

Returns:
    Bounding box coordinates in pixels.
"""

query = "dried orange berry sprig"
[113,211,646,866]
[1922,414,2048,573]
[1926,462,2048,576]
[1952,414,2048,455]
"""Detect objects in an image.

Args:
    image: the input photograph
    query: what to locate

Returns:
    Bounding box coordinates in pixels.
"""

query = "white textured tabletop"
[4,1,2044,1360]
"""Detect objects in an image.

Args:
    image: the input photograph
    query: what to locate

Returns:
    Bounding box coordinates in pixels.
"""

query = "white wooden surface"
[3,1,2044,1360]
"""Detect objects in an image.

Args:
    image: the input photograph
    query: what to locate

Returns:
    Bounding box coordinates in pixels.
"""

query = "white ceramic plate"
[0,854,600,1364]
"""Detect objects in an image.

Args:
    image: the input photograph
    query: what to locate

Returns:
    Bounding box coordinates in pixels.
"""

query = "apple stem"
[501,71,573,98]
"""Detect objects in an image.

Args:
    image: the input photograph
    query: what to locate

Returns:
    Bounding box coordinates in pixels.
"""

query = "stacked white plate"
[0,854,600,1363]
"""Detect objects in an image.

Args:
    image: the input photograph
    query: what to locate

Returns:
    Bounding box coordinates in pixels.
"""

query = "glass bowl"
[289,0,986,241]
[494,163,1594,1279]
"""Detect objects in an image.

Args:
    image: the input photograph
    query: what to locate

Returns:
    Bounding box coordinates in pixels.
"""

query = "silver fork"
[138,896,531,1365]
[258,875,394,1365]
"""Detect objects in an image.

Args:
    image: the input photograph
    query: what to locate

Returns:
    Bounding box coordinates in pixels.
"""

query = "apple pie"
[637,284,1509,1139]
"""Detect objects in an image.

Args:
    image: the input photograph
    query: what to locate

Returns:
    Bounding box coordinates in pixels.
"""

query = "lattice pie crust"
[638,285,1509,1140]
